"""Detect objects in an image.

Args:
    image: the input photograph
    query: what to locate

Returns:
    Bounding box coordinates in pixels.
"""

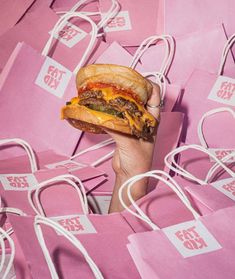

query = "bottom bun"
[62,104,132,135]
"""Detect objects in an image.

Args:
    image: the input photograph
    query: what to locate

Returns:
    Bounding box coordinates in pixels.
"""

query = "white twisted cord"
[34,215,104,279]
[218,33,235,75]
[130,35,174,77]
[42,11,98,73]
[0,138,38,173]
[142,71,167,101]
[118,170,200,231]
[164,144,235,185]
[0,227,15,279]
[70,138,114,159]
[28,174,89,216]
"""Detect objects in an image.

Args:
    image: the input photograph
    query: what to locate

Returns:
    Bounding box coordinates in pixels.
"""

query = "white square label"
[0,174,38,191]
[208,148,235,163]
[45,160,86,172]
[211,177,235,201]
[50,21,87,48]
[35,57,72,98]
[208,75,235,106]
[163,220,222,258]
[103,11,132,32]
[51,214,97,235]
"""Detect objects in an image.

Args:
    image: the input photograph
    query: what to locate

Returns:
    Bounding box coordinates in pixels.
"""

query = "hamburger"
[61,64,158,139]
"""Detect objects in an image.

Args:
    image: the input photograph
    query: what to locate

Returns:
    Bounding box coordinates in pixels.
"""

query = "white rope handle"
[218,33,235,75]
[0,206,26,278]
[198,107,235,148]
[0,207,26,217]
[28,174,89,216]
[130,35,174,77]
[142,71,167,101]
[0,227,15,279]
[42,11,98,73]
[197,107,235,182]
[118,170,200,231]
[90,150,114,167]
[70,138,114,160]
[56,0,119,32]
[205,150,235,183]
[97,0,120,30]
[0,138,38,173]
[34,215,104,279]
[164,144,235,185]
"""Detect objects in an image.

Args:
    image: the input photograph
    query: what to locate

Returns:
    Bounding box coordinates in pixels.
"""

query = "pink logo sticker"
[211,177,235,201]
[175,226,208,250]
[208,76,235,106]
[58,216,85,232]
[164,220,222,257]
[51,21,87,48]
[103,11,132,32]
[35,57,72,98]
[45,160,86,171]
[209,148,235,163]
[51,214,97,235]
[43,65,66,90]
[0,174,38,191]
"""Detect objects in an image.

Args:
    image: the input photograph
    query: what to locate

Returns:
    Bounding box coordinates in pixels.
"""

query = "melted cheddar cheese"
[68,86,156,133]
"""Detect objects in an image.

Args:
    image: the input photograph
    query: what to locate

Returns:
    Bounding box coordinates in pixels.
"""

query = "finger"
[146,81,161,120]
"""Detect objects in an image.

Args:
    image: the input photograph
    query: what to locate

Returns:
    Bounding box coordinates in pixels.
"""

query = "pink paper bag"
[157,0,235,39]
[179,70,235,145]
[0,2,103,72]
[128,206,235,278]
[184,177,235,214]
[140,25,234,87]
[0,169,74,215]
[9,213,140,278]
[0,0,35,36]
[0,42,82,159]
[121,178,194,233]
[99,0,159,46]
[0,210,32,279]
[164,144,235,215]
[122,172,235,279]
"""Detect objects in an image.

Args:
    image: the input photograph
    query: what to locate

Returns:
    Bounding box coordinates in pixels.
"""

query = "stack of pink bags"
[0,0,234,278]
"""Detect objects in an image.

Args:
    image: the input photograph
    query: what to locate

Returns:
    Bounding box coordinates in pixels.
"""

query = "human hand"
[106,82,161,213]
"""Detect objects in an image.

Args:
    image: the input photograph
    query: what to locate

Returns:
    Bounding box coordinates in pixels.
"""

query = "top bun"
[76,64,153,104]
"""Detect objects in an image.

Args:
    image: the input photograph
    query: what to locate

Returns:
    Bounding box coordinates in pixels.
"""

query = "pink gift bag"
[166,107,235,181]
[9,213,140,278]
[0,3,104,73]
[0,217,17,278]
[121,171,195,233]
[184,177,235,215]
[178,35,235,144]
[0,0,35,36]
[121,171,235,279]
[157,0,235,39]
[9,192,141,278]
[164,144,235,214]
[95,37,182,112]
[165,144,235,186]
[99,0,159,46]
[0,208,32,279]
[0,139,108,201]
[9,214,104,278]
[0,40,83,159]
[140,25,234,87]
[0,138,38,173]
